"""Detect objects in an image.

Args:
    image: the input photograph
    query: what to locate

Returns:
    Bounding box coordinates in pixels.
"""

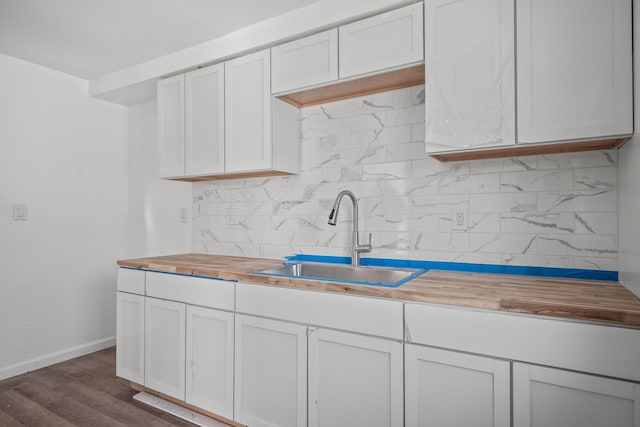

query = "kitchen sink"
[253,262,426,287]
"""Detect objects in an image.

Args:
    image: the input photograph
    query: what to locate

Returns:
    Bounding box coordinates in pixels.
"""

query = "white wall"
[193,86,618,271]
[0,53,129,380]
[127,101,192,257]
[618,0,640,298]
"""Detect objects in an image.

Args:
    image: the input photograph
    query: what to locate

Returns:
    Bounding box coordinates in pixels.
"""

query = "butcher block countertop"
[118,253,640,328]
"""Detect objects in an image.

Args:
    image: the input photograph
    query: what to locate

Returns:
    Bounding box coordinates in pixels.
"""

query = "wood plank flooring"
[0,347,196,427]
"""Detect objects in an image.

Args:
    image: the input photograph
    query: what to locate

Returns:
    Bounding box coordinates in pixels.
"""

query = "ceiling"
[0,0,323,80]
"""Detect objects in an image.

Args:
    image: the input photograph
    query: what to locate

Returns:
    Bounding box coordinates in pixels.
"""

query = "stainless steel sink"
[253,262,426,287]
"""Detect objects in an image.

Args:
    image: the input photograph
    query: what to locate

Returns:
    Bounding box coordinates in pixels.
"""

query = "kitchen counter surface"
[118,253,640,328]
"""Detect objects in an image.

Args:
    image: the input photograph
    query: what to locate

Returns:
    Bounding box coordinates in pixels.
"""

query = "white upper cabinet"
[158,63,224,178]
[517,0,633,144]
[185,64,224,175]
[339,2,424,79]
[158,75,185,178]
[225,50,300,175]
[225,50,272,173]
[425,0,515,153]
[271,29,338,94]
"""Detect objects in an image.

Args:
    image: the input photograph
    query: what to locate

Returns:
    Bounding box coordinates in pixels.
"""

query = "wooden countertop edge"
[117,257,640,328]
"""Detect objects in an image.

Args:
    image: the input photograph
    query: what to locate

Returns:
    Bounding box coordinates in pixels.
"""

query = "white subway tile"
[538,190,617,213]
[470,193,537,213]
[500,170,573,192]
[574,167,617,190]
[439,173,500,194]
[501,212,574,234]
[469,233,538,254]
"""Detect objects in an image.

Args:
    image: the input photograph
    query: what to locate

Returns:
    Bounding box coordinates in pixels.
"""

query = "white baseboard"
[0,336,116,381]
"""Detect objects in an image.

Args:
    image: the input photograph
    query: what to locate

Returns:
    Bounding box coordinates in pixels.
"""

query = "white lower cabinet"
[405,344,510,427]
[117,273,640,427]
[116,291,145,384]
[513,363,640,427]
[185,305,234,419]
[308,328,403,427]
[144,297,186,400]
[234,314,307,427]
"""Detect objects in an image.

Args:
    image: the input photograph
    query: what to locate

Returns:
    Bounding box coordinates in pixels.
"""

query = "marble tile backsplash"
[192,85,618,271]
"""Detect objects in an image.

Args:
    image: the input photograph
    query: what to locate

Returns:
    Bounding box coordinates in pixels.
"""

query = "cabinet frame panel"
[308,328,404,427]
[405,344,510,427]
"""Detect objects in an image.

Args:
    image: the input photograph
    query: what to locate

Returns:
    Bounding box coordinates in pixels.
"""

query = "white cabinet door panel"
[158,75,185,178]
[513,363,640,427]
[272,29,338,94]
[339,3,424,79]
[186,306,234,419]
[234,314,307,427]
[225,50,272,173]
[517,0,633,143]
[425,0,515,153]
[185,64,224,176]
[116,292,145,384]
[308,328,403,427]
[144,298,186,400]
[405,345,510,427]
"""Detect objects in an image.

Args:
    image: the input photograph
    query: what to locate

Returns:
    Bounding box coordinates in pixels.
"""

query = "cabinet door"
[144,297,186,400]
[339,2,423,79]
[517,0,633,143]
[405,345,510,427]
[116,292,145,384]
[225,50,272,173]
[185,64,224,176]
[308,328,403,427]
[158,75,185,178]
[513,363,640,427]
[424,0,515,153]
[272,29,338,94]
[234,314,307,427]
[185,305,234,419]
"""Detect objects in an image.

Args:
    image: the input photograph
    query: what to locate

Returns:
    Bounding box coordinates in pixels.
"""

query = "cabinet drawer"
[405,303,640,382]
[236,282,403,339]
[339,2,423,79]
[146,272,234,311]
[117,268,145,294]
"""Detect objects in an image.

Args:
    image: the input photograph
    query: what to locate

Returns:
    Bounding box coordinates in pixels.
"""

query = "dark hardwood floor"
[0,347,195,427]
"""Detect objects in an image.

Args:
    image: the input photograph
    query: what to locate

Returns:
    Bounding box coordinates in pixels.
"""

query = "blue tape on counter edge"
[284,254,619,282]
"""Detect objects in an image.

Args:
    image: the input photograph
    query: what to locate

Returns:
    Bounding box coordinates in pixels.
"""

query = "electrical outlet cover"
[452,209,468,231]
[13,204,28,221]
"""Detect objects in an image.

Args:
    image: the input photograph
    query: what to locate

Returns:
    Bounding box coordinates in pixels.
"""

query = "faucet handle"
[357,233,373,253]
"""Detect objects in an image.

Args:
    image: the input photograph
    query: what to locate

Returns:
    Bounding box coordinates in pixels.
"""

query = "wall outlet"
[225,208,239,225]
[452,209,468,231]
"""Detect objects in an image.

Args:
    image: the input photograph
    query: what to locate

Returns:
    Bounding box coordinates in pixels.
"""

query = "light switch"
[180,207,189,223]
[13,204,28,221]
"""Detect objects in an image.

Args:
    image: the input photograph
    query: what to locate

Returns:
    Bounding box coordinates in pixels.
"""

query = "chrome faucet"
[328,190,372,266]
